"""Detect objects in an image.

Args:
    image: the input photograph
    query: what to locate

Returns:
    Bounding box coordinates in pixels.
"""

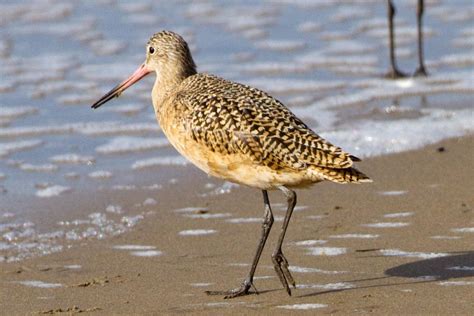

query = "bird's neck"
[152,67,196,109]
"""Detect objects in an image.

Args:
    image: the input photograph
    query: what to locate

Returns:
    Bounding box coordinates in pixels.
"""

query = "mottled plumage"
[91,30,371,299]
[158,72,370,188]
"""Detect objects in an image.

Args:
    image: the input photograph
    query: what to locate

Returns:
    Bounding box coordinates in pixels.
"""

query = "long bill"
[91,63,151,109]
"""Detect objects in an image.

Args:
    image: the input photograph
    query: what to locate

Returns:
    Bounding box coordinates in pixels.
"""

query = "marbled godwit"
[386,0,428,78]
[91,31,371,298]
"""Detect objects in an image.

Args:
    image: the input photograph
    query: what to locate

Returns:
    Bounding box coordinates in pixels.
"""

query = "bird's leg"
[271,186,297,296]
[414,0,428,76]
[206,190,274,299]
[385,0,407,79]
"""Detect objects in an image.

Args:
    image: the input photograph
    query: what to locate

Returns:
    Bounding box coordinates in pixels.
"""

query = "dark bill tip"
[91,83,123,109]
[91,63,151,110]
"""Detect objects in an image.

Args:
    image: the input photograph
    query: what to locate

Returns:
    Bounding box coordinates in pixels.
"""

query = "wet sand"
[1,136,473,315]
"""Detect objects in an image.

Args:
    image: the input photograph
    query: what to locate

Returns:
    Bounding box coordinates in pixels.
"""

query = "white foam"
[50,153,95,164]
[292,206,308,212]
[253,275,274,280]
[322,40,375,55]
[184,213,232,219]
[143,198,157,206]
[438,281,474,286]
[0,106,38,119]
[277,303,327,310]
[0,121,159,138]
[384,212,414,218]
[227,263,250,267]
[113,245,156,250]
[306,215,328,220]
[289,266,346,274]
[331,6,370,22]
[16,280,63,288]
[430,236,462,240]
[131,156,188,169]
[368,25,436,41]
[88,170,113,179]
[96,136,169,154]
[362,222,410,228]
[64,265,81,269]
[142,184,162,191]
[105,205,123,214]
[0,140,43,157]
[307,247,347,256]
[297,282,355,290]
[297,91,473,160]
[121,215,144,227]
[178,229,217,236]
[18,163,58,172]
[379,249,449,259]
[378,191,408,196]
[190,282,213,287]
[112,185,137,191]
[329,234,379,239]
[0,125,72,138]
[36,185,71,198]
[451,227,474,233]
[294,240,327,246]
[202,182,239,196]
[130,250,162,257]
[437,53,474,67]
[243,78,346,95]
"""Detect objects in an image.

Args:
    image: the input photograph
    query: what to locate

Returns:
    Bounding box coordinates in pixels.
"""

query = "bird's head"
[91,30,196,109]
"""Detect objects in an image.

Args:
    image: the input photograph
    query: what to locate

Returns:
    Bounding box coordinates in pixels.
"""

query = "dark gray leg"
[414,0,428,76]
[206,190,274,299]
[271,186,297,296]
[385,0,407,78]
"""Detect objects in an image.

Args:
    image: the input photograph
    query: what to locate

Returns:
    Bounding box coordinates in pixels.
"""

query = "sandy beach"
[1,135,473,315]
[1,2,473,314]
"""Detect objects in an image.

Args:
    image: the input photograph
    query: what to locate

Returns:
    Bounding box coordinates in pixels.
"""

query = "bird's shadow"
[384,251,474,280]
[298,251,474,298]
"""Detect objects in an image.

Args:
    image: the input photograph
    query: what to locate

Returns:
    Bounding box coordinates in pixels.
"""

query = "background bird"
[385,0,428,78]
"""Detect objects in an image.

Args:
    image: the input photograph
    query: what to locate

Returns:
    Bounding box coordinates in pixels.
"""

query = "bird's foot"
[384,68,407,79]
[205,278,258,299]
[413,66,428,77]
[272,250,296,295]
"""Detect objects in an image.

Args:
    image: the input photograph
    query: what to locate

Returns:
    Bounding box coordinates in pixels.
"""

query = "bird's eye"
[148,46,155,54]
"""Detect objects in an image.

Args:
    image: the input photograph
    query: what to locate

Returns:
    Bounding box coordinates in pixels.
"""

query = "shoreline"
[1,135,473,314]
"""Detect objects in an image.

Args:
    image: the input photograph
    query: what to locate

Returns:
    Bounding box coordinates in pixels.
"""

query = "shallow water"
[0,0,473,261]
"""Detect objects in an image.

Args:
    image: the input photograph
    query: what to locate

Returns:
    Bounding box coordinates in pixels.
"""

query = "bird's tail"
[310,166,372,184]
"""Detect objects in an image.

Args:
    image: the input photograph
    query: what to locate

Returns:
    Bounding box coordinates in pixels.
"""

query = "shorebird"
[91,31,371,298]
[385,0,428,78]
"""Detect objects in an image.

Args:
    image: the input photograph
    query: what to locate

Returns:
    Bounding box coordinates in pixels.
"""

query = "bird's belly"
[160,122,311,189]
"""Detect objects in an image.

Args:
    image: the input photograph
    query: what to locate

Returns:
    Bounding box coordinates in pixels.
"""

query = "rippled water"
[0,0,473,261]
